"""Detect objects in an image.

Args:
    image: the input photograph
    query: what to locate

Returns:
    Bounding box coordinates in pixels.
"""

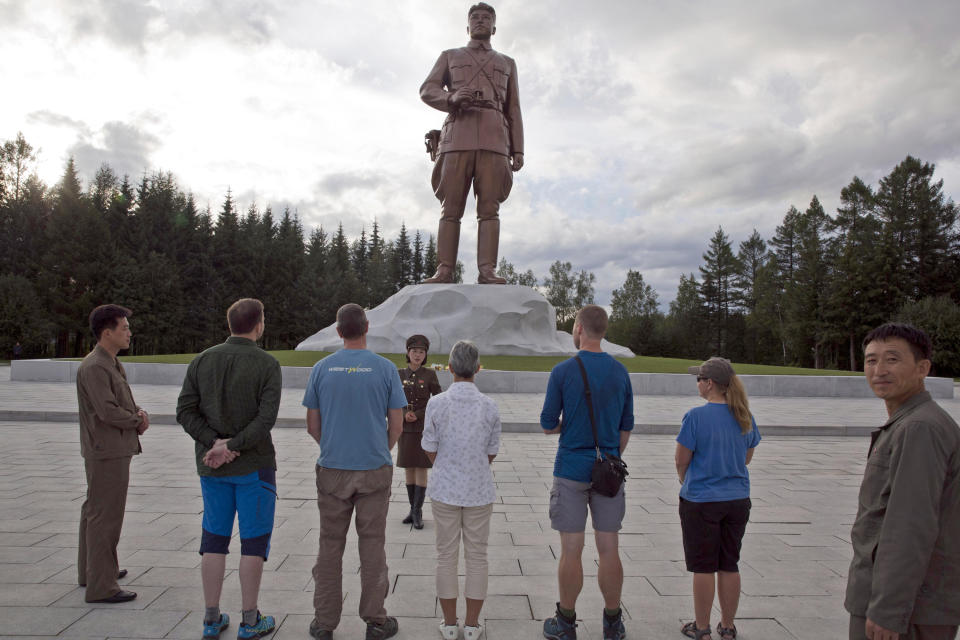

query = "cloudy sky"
[2,0,958,307]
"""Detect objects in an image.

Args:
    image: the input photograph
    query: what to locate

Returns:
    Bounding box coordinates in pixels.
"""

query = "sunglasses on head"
[697,376,709,382]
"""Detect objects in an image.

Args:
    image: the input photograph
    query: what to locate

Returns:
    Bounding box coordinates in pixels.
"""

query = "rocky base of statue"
[296,284,635,357]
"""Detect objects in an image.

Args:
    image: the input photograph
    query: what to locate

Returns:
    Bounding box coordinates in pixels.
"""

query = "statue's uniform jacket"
[420,40,524,158]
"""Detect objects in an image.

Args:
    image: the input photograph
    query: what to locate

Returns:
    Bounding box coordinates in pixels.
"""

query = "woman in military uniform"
[398,334,443,529]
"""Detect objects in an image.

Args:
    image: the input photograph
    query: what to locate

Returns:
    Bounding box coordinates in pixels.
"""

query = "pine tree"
[665,273,709,359]
[786,196,830,367]
[824,177,885,369]
[366,220,392,305]
[424,234,438,277]
[351,227,368,303]
[327,223,361,311]
[698,227,740,354]
[391,223,413,290]
[875,156,959,302]
[412,230,425,283]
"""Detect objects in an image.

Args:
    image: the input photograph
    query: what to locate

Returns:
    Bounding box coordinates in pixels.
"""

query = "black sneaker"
[308,619,332,640]
[365,616,399,640]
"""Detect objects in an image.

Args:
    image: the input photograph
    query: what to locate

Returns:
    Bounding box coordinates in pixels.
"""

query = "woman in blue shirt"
[675,357,760,640]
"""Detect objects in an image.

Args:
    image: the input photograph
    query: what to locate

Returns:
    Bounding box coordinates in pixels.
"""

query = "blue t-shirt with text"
[676,402,761,502]
[302,349,407,470]
[540,351,634,483]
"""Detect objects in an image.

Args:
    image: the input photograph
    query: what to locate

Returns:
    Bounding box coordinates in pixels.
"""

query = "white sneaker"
[438,620,459,640]
[463,624,483,640]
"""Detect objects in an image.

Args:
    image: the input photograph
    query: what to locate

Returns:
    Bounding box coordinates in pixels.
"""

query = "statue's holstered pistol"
[424,129,441,162]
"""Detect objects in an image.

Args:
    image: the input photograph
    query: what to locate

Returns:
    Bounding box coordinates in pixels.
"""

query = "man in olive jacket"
[177,298,281,640]
[77,304,148,603]
[846,323,960,640]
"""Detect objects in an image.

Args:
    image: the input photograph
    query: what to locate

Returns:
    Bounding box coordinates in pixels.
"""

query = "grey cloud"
[61,0,277,51]
[69,121,160,182]
[315,172,387,199]
[27,110,92,136]
[0,0,24,26]
[73,0,160,52]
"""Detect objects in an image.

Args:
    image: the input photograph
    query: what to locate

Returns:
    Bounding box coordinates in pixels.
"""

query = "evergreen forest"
[2,133,958,375]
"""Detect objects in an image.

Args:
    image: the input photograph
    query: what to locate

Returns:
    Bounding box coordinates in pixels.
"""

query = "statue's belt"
[458,99,502,113]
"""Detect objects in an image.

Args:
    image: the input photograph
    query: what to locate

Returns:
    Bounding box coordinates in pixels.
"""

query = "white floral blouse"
[421,381,501,507]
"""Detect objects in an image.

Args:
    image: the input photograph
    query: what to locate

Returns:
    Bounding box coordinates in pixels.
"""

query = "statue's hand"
[449,87,475,110]
[511,153,524,172]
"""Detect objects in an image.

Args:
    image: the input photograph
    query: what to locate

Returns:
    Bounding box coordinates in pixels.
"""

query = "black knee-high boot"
[412,485,426,530]
[402,483,416,524]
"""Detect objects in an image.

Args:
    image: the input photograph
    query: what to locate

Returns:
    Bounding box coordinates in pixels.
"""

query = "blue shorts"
[200,468,277,559]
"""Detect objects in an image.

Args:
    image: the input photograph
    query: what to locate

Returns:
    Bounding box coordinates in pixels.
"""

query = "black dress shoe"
[79,569,128,587]
[89,589,137,603]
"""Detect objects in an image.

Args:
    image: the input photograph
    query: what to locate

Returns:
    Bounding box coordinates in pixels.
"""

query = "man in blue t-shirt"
[302,304,406,640]
[540,305,634,640]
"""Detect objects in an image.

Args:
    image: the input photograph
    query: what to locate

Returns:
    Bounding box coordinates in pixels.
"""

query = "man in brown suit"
[76,304,148,603]
[420,2,523,284]
[846,323,960,640]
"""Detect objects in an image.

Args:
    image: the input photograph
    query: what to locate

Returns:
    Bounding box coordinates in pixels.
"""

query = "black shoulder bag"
[574,356,628,497]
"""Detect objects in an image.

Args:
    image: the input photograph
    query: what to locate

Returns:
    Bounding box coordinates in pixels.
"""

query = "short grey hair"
[448,340,480,378]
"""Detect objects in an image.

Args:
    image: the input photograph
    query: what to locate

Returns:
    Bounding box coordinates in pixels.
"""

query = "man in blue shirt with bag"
[302,303,406,640]
[540,305,634,640]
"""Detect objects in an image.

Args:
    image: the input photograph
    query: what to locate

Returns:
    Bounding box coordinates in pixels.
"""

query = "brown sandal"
[716,622,737,639]
[681,621,712,639]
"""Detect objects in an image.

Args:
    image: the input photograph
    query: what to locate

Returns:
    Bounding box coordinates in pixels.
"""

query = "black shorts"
[679,497,751,573]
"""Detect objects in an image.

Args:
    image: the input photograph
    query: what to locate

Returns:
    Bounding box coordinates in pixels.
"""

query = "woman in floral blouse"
[422,340,501,640]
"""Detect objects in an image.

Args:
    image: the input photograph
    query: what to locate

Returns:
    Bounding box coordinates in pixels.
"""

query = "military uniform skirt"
[397,430,432,469]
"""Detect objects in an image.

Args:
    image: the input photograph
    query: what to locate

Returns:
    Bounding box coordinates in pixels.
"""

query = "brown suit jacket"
[421,39,523,157]
[76,345,142,460]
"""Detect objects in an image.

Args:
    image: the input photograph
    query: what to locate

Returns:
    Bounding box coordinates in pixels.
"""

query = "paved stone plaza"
[0,366,957,639]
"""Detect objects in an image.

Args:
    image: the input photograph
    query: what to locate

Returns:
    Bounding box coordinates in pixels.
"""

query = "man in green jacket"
[846,323,960,640]
[177,299,281,640]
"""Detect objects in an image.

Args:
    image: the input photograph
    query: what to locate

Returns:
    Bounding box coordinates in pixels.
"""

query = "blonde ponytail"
[724,374,753,434]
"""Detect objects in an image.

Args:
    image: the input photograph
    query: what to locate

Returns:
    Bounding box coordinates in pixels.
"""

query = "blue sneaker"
[237,612,275,640]
[543,603,577,640]
[602,609,626,640]
[203,613,229,639]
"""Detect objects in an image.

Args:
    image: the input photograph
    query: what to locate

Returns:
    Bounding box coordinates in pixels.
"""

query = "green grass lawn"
[116,350,863,376]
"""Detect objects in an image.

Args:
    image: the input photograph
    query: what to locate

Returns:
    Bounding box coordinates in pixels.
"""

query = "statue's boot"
[423,220,459,283]
[477,219,506,284]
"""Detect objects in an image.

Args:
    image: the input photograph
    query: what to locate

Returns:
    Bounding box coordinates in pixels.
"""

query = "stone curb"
[11,359,955,398]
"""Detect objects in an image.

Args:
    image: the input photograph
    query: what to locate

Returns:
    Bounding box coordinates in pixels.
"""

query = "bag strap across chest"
[574,356,603,461]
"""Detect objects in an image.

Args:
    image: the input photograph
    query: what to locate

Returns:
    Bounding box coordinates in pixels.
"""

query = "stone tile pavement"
[0,414,870,640]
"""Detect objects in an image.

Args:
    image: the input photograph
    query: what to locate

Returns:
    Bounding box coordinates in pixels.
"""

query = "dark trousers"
[311,464,393,631]
[849,615,958,640]
[78,456,131,601]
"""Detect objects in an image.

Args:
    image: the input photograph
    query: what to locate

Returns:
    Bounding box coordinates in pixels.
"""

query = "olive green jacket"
[176,337,281,477]
[845,390,960,632]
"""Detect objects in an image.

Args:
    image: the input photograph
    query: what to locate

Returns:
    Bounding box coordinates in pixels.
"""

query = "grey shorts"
[548,476,625,533]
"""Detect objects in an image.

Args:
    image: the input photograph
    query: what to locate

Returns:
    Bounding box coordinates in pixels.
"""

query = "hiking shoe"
[602,609,625,640]
[203,613,230,640]
[366,616,399,640]
[438,620,459,639]
[237,612,275,640]
[543,603,577,640]
[463,623,484,640]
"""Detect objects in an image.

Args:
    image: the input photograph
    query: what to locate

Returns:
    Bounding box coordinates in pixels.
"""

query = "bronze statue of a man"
[420,2,524,284]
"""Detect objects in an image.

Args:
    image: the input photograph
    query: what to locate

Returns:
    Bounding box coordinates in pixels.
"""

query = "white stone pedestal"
[295,283,635,357]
